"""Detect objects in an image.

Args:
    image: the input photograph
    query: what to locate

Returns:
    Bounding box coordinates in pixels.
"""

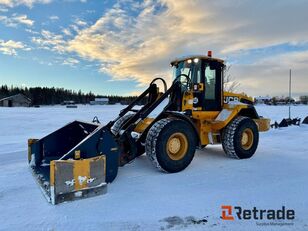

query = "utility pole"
[288,69,292,119]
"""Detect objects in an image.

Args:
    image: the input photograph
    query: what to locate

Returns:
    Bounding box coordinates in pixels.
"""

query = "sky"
[0,0,307,97]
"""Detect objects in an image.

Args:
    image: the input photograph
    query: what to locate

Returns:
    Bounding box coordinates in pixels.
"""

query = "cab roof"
[170,55,224,66]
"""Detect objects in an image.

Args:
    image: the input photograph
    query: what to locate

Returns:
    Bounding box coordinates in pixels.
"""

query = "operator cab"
[170,51,224,111]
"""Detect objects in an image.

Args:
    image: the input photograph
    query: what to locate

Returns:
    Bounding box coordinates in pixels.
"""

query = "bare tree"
[223,65,240,92]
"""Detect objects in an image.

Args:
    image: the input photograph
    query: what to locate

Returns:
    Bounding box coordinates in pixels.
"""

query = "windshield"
[172,59,201,84]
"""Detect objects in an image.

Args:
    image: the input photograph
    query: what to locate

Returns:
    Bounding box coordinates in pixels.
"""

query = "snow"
[0,104,308,230]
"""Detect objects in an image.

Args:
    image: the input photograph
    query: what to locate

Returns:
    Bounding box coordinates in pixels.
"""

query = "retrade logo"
[220,205,295,221]
[221,205,234,220]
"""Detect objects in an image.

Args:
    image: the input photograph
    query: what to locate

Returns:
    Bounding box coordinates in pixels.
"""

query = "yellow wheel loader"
[28,52,270,204]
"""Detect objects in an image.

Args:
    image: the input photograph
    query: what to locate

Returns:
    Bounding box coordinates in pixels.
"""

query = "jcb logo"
[221,205,235,220]
[224,96,239,104]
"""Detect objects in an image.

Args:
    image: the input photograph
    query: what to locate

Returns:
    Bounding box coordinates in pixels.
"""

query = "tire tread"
[145,118,174,172]
[222,116,247,159]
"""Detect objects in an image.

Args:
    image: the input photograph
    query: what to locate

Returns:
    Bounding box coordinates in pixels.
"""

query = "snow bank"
[0,105,307,230]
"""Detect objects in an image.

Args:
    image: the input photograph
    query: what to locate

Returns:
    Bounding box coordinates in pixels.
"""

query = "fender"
[160,111,200,144]
[238,105,260,119]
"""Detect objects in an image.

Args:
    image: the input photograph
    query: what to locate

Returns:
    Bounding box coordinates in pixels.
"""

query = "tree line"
[2,85,306,106]
[0,85,144,105]
[255,95,308,105]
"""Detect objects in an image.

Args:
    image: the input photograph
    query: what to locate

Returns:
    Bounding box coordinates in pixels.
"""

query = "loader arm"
[116,78,188,165]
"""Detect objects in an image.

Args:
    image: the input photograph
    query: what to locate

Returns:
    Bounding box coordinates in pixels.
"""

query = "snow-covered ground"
[0,105,307,231]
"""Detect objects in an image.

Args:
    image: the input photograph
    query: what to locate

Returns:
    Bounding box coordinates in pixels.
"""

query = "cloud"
[32,29,66,53]
[25,28,39,34]
[62,57,79,66]
[13,14,34,26]
[31,18,88,52]
[24,0,308,96]
[63,0,308,94]
[0,39,31,55]
[0,6,8,12]
[126,90,144,96]
[49,15,59,21]
[230,50,308,97]
[74,19,87,27]
[62,28,72,36]
[0,0,52,8]
[0,13,34,27]
[66,1,175,85]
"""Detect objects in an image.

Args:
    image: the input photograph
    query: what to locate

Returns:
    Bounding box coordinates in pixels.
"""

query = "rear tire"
[111,113,135,136]
[145,118,197,173]
[222,116,259,159]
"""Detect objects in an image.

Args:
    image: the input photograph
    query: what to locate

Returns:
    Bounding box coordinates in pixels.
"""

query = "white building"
[90,97,109,105]
[254,96,272,104]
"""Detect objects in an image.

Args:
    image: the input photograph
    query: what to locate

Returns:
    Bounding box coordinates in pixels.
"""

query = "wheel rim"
[166,132,188,160]
[241,128,254,150]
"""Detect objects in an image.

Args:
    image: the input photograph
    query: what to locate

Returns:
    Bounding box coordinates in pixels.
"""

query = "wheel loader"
[28,52,270,204]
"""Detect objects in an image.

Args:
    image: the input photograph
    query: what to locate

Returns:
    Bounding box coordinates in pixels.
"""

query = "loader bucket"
[28,120,120,204]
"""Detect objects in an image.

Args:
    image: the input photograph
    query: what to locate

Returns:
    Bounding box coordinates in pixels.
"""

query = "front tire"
[222,116,259,159]
[111,113,135,136]
[145,118,197,173]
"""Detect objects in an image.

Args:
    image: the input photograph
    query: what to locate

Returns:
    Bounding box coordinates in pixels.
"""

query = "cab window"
[205,65,216,100]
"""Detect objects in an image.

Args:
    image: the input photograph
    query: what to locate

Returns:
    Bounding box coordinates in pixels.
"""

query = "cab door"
[202,61,223,111]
